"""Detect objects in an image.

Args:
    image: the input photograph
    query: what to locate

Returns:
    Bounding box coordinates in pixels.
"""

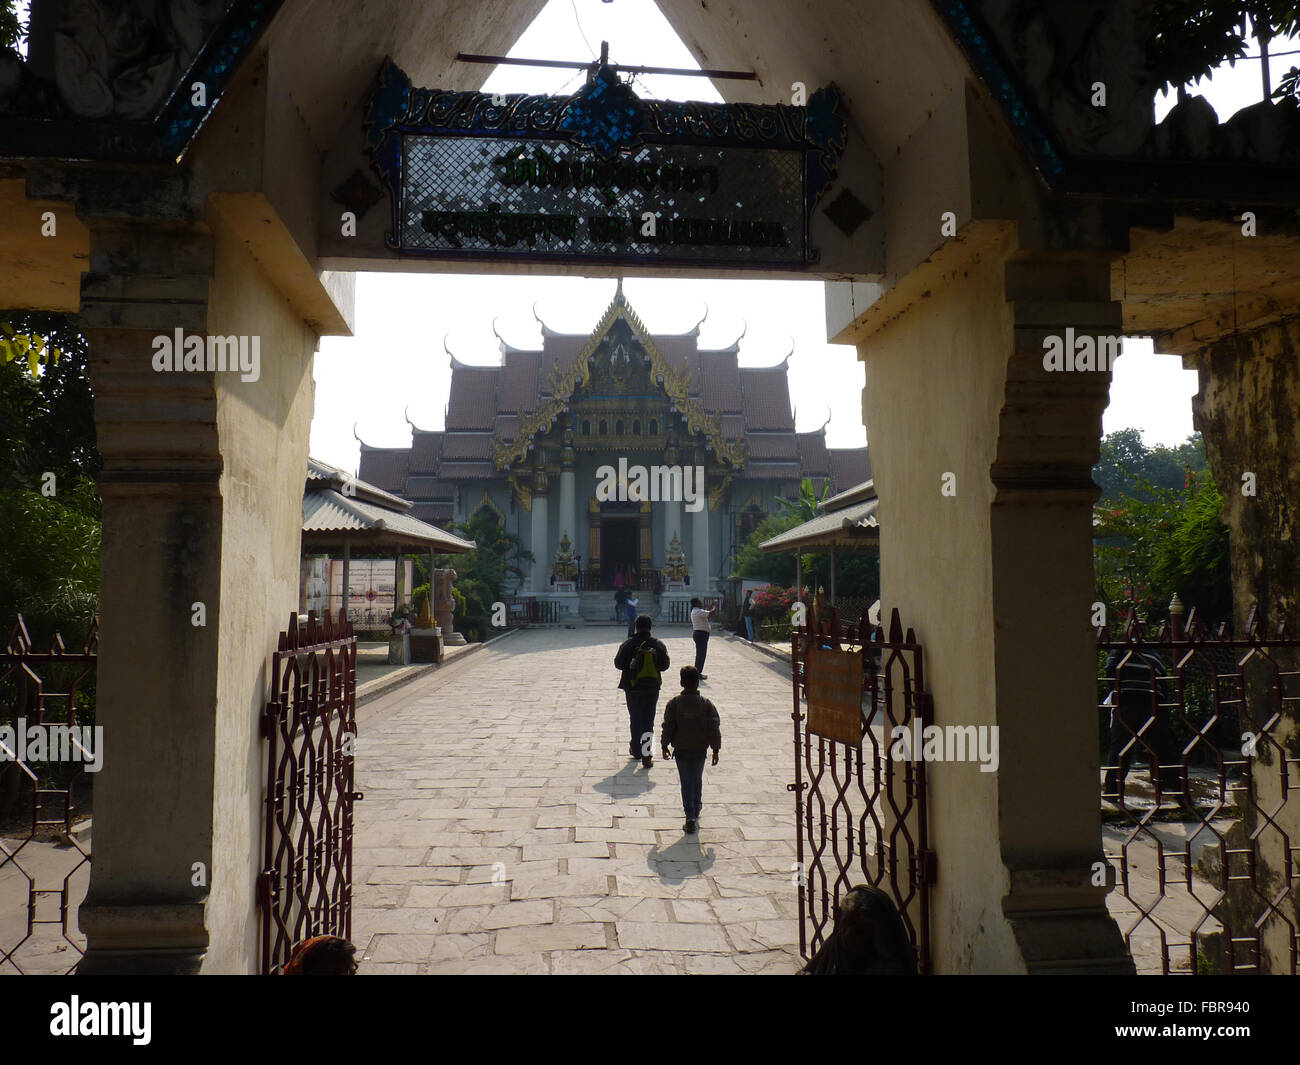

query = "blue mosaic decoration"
[0,0,283,162]
[556,64,647,158]
[362,58,850,268]
[928,0,1064,183]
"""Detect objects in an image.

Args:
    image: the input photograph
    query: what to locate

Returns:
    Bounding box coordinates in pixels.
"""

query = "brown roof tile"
[405,474,453,501]
[501,350,542,412]
[828,448,872,491]
[744,461,804,480]
[440,432,494,459]
[739,369,795,430]
[797,432,831,475]
[746,432,800,460]
[699,350,741,411]
[446,367,500,430]
[357,448,408,492]
[409,431,442,475]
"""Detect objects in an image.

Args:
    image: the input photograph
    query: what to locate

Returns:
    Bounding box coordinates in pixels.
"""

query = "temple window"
[649,419,658,436]
[582,420,591,435]
[633,419,641,436]
[616,419,625,435]
[599,419,608,435]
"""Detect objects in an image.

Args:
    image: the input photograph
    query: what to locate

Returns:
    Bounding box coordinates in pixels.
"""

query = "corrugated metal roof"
[303,485,475,552]
[759,494,880,553]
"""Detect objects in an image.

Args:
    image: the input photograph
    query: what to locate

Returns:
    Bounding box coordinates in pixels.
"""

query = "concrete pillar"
[692,498,710,594]
[73,195,319,973]
[531,472,549,593]
[1184,315,1300,970]
[858,228,1131,973]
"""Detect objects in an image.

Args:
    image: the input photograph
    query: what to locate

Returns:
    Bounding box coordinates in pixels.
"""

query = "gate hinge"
[919,849,938,885]
[256,869,276,904]
[348,791,365,802]
[786,781,807,793]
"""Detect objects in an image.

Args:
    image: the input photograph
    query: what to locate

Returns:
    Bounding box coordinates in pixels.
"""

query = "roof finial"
[615,277,624,302]
[444,332,458,366]
[353,421,367,448]
[724,319,748,349]
[781,336,795,366]
[817,406,832,433]
[492,317,506,346]
[532,300,555,335]
[690,301,708,335]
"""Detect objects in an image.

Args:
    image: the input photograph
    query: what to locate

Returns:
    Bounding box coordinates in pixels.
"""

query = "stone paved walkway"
[352,626,803,974]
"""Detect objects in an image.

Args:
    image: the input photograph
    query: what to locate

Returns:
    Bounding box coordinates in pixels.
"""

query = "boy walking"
[660,666,721,834]
[614,615,670,768]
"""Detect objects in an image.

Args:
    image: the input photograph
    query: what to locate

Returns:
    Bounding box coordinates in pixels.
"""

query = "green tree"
[1151,2,1300,101]
[432,508,532,640]
[0,312,102,641]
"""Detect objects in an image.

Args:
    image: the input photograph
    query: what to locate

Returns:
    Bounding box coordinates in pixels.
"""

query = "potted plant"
[386,603,413,664]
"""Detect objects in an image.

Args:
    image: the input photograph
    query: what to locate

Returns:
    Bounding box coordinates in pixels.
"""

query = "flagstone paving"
[351,626,803,975]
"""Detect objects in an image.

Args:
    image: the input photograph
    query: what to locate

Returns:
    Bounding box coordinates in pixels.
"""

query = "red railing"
[791,606,934,973]
[259,611,359,974]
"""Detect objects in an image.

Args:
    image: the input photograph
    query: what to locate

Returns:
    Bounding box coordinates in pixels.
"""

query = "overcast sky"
[310,0,1296,472]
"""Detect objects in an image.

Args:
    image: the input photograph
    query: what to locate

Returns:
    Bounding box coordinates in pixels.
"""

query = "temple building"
[357,286,869,599]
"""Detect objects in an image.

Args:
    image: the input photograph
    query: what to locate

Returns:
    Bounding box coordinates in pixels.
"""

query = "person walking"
[741,589,756,642]
[614,614,670,768]
[613,584,628,623]
[689,596,717,680]
[660,666,721,834]
[625,591,639,637]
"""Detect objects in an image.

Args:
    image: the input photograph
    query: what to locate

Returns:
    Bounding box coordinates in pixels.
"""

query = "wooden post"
[341,541,350,623]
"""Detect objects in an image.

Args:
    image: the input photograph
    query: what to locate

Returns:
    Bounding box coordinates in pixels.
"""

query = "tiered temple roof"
[359,294,870,525]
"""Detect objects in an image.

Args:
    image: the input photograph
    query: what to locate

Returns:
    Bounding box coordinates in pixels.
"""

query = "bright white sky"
[310,1,1299,471]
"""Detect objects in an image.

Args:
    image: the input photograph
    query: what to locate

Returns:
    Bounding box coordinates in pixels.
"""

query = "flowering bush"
[750,585,811,620]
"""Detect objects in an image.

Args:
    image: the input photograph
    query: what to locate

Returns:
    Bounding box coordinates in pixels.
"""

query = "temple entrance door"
[601,519,640,588]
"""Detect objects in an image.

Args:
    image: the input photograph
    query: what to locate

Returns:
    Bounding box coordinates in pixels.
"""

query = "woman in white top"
[689,597,718,680]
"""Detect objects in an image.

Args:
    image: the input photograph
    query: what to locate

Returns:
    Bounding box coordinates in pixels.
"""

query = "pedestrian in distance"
[690,596,718,679]
[613,584,628,623]
[660,666,721,835]
[625,591,639,637]
[1102,647,1186,804]
[614,614,670,768]
[741,589,756,642]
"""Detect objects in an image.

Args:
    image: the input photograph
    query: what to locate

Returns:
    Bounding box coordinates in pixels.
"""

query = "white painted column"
[692,499,710,593]
[531,491,549,593]
[559,465,575,561]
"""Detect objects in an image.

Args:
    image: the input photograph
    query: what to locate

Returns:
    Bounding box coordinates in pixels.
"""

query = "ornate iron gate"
[259,612,359,974]
[1097,606,1300,975]
[0,616,96,975]
[791,607,934,973]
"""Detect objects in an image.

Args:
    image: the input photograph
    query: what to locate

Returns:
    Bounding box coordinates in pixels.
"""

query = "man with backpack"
[614,614,670,768]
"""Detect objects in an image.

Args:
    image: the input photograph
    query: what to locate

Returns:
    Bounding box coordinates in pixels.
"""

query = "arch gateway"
[2,1,1298,974]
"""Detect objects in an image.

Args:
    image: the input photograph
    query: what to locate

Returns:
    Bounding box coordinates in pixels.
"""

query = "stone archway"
[5,0,1299,976]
